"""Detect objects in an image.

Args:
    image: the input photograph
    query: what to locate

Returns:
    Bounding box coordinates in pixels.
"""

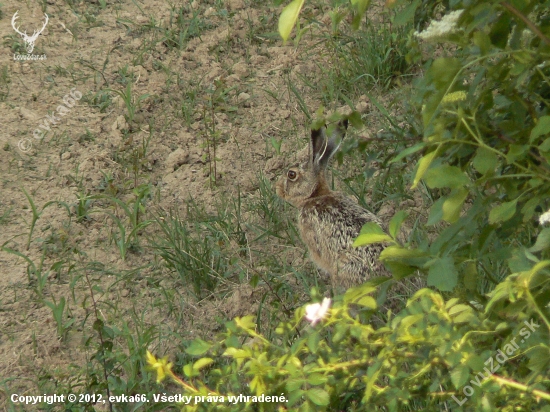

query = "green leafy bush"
[150,1,550,410]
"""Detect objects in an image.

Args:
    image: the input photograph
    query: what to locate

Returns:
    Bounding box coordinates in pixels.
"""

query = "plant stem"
[491,374,550,401]
[83,269,113,412]
[501,2,550,46]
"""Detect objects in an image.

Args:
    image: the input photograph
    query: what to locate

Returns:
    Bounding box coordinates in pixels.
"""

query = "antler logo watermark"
[11,11,48,60]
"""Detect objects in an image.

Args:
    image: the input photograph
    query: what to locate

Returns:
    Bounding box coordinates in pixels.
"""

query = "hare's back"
[299,194,379,258]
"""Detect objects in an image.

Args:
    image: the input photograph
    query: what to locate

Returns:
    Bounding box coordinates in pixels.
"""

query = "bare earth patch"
[0,0,406,409]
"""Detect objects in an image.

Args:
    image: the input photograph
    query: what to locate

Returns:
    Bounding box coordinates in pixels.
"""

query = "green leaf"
[278,0,305,43]
[183,363,196,377]
[527,347,550,374]
[473,147,498,175]
[442,187,469,223]
[344,283,376,305]
[453,309,477,324]
[398,313,424,330]
[390,142,426,164]
[235,315,256,330]
[356,295,377,309]
[222,347,250,359]
[287,377,305,392]
[506,144,528,164]
[389,211,408,239]
[358,222,385,236]
[529,228,550,253]
[508,249,532,273]
[489,199,518,224]
[185,339,212,356]
[384,261,416,279]
[393,0,420,27]
[530,115,550,142]
[424,165,469,189]
[521,196,541,222]
[306,388,329,406]
[307,373,328,386]
[448,304,476,324]
[307,331,320,354]
[423,58,461,127]
[380,245,427,260]
[193,357,213,371]
[463,262,478,292]
[287,389,305,406]
[347,111,363,129]
[540,137,550,152]
[412,150,438,189]
[473,31,492,56]
[353,222,394,247]
[451,364,470,389]
[427,256,458,292]
[427,197,445,225]
[489,12,511,48]
[350,0,370,30]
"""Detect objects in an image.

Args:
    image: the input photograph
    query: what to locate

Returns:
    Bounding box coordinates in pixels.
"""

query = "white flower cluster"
[414,10,464,43]
[540,209,550,225]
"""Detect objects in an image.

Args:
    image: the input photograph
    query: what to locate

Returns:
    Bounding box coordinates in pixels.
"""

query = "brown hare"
[276,122,390,291]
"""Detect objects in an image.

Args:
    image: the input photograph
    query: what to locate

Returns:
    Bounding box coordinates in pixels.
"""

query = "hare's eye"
[287,170,297,181]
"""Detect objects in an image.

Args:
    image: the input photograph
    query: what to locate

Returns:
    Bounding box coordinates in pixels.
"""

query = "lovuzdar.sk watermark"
[452,318,540,406]
[11,11,48,61]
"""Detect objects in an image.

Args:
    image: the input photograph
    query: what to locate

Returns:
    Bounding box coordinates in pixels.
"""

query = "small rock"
[378,204,395,221]
[177,131,195,142]
[19,107,39,121]
[121,289,130,297]
[237,92,250,104]
[111,115,128,131]
[205,66,223,82]
[130,38,142,49]
[166,148,189,170]
[227,0,245,11]
[232,62,249,77]
[136,15,148,24]
[225,74,241,85]
[114,96,126,109]
[133,113,145,124]
[250,55,268,65]
[357,101,370,114]
[133,65,148,82]
[61,152,71,160]
[204,7,215,17]
[183,60,198,70]
[336,105,353,116]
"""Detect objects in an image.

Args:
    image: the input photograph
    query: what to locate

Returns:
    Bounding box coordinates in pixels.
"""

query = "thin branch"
[501,2,550,46]
[491,375,550,401]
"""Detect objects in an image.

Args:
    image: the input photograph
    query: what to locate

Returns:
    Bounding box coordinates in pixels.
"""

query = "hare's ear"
[332,119,349,138]
[310,120,348,170]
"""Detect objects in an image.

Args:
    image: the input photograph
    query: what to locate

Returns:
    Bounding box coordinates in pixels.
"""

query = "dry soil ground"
[0,0,408,410]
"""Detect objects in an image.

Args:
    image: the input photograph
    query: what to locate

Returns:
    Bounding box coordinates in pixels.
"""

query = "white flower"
[540,209,550,225]
[305,297,331,326]
[414,10,464,42]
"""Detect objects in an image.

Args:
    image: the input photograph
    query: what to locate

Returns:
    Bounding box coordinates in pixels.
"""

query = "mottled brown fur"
[276,123,390,291]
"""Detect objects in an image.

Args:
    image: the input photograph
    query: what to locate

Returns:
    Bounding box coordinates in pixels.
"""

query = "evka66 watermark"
[18,88,82,153]
[11,10,48,61]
